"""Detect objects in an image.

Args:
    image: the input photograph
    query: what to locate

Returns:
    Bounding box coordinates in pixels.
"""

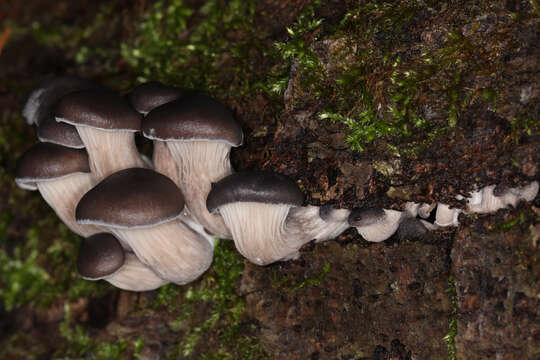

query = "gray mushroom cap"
[22,75,100,126]
[129,81,185,114]
[76,168,185,228]
[77,233,125,279]
[348,207,403,242]
[348,208,386,227]
[55,90,142,131]
[142,93,243,146]
[206,171,304,213]
[15,142,90,190]
[396,217,434,242]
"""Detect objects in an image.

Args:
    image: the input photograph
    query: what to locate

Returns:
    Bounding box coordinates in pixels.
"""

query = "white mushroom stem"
[76,126,147,179]
[105,253,169,291]
[168,141,233,238]
[110,220,213,285]
[286,206,351,243]
[152,141,181,188]
[36,173,98,237]
[418,203,436,219]
[219,202,305,265]
[354,209,402,242]
[466,181,539,214]
[178,211,216,249]
[434,203,460,227]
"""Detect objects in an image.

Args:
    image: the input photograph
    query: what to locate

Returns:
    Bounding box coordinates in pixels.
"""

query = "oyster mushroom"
[434,203,460,227]
[78,233,168,291]
[128,81,186,115]
[55,90,147,179]
[15,142,98,237]
[466,182,539,214]
[76,168,213,284]
[22,75,101,148]
[128,81,186,188]
[207,171,314,265]
[285,205,351,243]
[143,93,243,239]
[348,208,403,242]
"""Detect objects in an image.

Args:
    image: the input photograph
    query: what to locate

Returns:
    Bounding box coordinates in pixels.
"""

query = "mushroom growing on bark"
[78,233,168,291]
[129,81,186,115]
[396,217,435,242]
[143,93,243,239]
[15,142,98,237]
[207,171,317,265]
[128,81,186,187]
[76,168,213,284]
[22,75,101,148]
[434,203,460,227]
[348,207,403,242]
[466,182,539,214]
[55,90,147,179]
[285,205,351,243]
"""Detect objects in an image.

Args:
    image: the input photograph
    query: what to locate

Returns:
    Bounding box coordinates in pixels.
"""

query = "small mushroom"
[207,171,309,265]
[396,217,435,242]
[285,205,351,243]
[143,93,243,239]
[348,207,402,242]
[128,81,185,188]
[418,203,436,219]
[22,75,101,148]
[78,233,168,291]
[23,75,100,126]
[466,181,539,214]
[128,81,186,115]
[55,90,147,179]
[37,121,86,149]
[76,168,213,284]
[434,203,460,227]
[15,142,98,237]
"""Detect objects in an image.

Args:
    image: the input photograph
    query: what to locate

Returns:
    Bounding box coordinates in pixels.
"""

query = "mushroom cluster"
[15,76,539,291]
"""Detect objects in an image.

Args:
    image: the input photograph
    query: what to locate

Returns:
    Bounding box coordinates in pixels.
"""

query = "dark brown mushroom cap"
[37,117,84,148]
[76,168,185,228]
[128,81,185,114]
[77,233,125,279]
[22,75,101,126]
[55,90,142,131]
[206,171,304,213]
[348,208,386,227]
[15,142,90,189]
[142,93,243,146]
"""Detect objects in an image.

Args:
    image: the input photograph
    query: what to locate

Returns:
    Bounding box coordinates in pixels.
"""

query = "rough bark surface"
[452,209,540,359]
[0,0,538,359]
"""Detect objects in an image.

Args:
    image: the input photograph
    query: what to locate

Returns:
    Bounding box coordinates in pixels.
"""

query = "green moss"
[443,275,458,360]
[121,0,265,98]
[509,114,538,143]
[316,1,465,154]
[294,262,330,290]
[0,217,109,311]
[1,113,108,312]
[153,283,182,311]
[133,338,145,359]
[0,224,51,311]
[489,209,535,232]
[56,303,127,359]
[270,0,324,95]
[160,240,265,359]
[271,261,330,293]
